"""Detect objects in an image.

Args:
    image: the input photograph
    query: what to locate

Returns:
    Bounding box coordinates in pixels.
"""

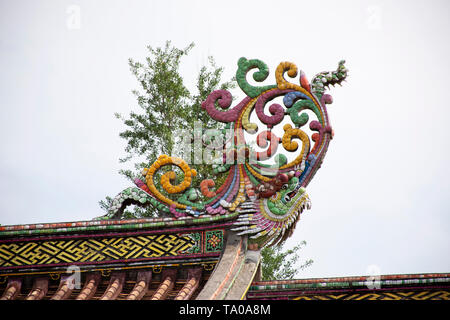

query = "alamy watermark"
[66,5,81,30]
[65,265,81,289]
[171,121,272,167]
[366,5,382,30]
[364,264,381,289]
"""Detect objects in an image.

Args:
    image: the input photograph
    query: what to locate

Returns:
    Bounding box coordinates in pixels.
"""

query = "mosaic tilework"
[0,215,236,237]
[205,230,224,253]
[102,58,348,248]
[0,229,225,270]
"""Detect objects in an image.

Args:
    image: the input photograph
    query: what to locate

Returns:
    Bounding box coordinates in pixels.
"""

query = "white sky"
[0,0,449,279]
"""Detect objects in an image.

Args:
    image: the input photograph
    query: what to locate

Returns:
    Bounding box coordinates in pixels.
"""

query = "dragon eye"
[281,184,288,190]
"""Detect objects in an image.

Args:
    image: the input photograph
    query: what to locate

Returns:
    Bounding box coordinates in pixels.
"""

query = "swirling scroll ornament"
[104,57,347,248]
[143,155,196,209]
[236,57,276,98]
[201,90,251,123]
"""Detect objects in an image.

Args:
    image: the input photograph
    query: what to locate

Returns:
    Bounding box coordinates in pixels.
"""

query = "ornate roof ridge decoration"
[248,273,450,300]
[251,273,450,287]
[0,213,237,237]
[101,57,348,248]
[0,57,349,301]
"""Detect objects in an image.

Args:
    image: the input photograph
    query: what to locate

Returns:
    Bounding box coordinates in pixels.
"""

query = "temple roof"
[0,217,258,300]
[1,218,449,300]
[1,271,449,300]
[1,216,449,300]
[248,273,450,300]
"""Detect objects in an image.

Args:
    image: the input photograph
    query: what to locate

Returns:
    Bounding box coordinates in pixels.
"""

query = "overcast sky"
[0,0,449,279]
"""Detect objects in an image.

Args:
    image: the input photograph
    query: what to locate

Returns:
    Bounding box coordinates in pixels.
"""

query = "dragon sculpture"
[99,58,347,248]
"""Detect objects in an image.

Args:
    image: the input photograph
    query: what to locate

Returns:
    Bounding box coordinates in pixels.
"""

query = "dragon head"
[265,175,308,215]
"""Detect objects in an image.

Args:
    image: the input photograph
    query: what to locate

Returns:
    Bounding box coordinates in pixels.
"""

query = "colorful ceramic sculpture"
[101,58,348,248]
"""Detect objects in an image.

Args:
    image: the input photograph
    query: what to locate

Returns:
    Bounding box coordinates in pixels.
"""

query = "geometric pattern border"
[292,290,450,300]
[0,229,225,270]
[248,274,450,301]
